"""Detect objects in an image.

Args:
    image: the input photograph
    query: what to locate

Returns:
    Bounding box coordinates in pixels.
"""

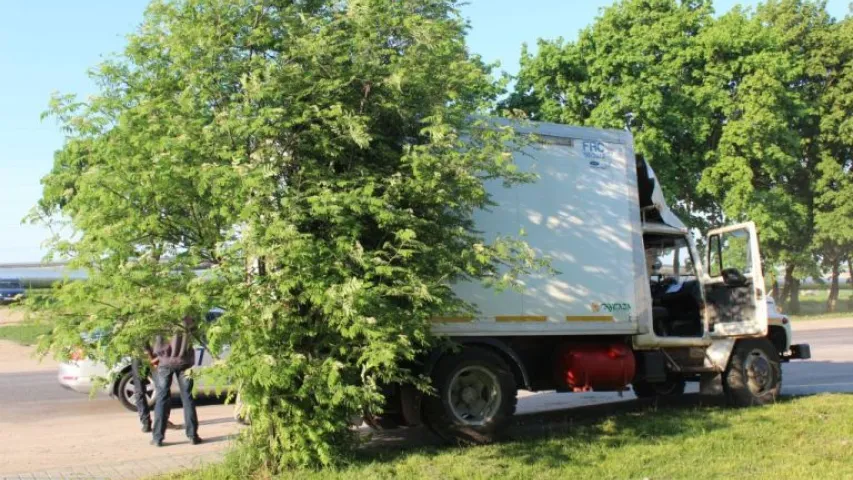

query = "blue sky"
[0,0,849,263]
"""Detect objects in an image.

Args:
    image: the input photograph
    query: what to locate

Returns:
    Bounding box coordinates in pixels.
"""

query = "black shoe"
[141,422,152,433]
[190,436,203,445]
[150,439,164,447]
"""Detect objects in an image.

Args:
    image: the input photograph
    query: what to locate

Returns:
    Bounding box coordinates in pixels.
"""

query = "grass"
[0,321,52,346]
[158,394,853,480]
[776,288,853,321]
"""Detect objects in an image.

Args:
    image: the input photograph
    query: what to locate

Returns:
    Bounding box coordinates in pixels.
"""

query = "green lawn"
[0,322,52,346]
[160,394,853,480]
[783,288,853,321]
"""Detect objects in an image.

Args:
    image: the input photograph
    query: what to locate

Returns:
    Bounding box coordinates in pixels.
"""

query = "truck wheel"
[723,339,781,407]
[423,346,517,445]
[632,378,686,399]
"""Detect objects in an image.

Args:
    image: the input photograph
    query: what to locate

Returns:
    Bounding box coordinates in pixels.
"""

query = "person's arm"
[144,341,158,366]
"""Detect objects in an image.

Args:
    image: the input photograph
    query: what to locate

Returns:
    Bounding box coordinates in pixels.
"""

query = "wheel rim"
[447,366,502,426]
[123,377,155,405]
[744,349,774,395]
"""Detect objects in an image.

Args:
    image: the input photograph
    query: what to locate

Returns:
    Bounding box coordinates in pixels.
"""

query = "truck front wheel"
[423,346,517,445]
[723,339,782,407]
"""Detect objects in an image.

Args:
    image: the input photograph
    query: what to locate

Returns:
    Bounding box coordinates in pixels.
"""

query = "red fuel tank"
[555,344,636,392]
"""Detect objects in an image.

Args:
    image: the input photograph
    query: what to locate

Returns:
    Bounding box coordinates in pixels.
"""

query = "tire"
[116,369,155,412]
[632,378,686,399]
[723,339,782,407]
[423,346,517,445]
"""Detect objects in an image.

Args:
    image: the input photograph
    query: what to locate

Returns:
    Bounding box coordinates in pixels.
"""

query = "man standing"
[131,348,178,433]
[146,316,202,447]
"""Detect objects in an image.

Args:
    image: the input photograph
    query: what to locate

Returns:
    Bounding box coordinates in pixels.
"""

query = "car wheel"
[116,370,155,412]
[723,339,782,407]
[423,346,517,445]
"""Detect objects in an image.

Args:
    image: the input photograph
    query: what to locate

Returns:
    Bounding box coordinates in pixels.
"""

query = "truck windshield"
[646,237,695,279]
[0,280,21,288]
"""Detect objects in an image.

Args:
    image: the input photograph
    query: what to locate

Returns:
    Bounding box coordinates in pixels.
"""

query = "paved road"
[1,319,851,478]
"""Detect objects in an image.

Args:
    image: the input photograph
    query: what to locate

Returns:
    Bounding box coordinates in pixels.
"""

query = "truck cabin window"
[644,235,703,337]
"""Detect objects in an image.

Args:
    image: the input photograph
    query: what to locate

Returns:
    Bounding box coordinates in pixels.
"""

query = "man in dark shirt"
[146,317,202,447]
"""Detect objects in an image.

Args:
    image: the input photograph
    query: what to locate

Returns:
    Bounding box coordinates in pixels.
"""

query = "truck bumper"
[784,344,811,361]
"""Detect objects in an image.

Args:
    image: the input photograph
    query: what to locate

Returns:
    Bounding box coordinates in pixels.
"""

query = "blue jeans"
[152,366,198,442]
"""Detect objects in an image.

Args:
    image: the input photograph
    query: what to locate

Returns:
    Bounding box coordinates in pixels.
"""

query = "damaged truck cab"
[373,120,808,443]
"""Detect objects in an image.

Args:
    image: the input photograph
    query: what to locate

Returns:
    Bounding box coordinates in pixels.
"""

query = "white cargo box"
[434,122,650,337]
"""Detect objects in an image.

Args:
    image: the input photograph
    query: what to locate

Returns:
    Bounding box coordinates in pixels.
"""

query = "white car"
[765,296,810,361]
[58,310,229,411]
[58,345,224,411]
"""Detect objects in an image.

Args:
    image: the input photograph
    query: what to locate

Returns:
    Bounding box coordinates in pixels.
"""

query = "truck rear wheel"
[632,378,686,399]
[423,346,517,445]
[723,339,781,407]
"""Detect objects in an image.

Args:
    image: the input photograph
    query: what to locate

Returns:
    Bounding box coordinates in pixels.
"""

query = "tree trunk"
[848,258,853,310]
[827,260,840,313]
[789,278,801,315]
[780,264,795,308]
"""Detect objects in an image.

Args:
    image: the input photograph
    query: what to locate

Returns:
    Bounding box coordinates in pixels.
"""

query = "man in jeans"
[131,352,178,433]
[146,317,202,447]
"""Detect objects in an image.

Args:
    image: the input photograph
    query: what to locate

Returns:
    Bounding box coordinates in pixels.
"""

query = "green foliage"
[504,0,718,229]
[507,0,853,304]
[32,0,540,470]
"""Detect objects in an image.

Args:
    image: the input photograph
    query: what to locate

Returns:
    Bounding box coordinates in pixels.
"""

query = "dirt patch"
[0,340,58,373]
[0,306,25,326]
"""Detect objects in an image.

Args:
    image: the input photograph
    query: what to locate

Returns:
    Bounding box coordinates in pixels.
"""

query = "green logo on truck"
[592,302,631,313]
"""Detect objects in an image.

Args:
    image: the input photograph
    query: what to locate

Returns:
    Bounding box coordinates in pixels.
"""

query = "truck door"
[703,222,767,337]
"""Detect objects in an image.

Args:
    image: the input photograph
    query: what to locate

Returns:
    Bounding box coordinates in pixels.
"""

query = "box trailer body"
[375,120,798,444]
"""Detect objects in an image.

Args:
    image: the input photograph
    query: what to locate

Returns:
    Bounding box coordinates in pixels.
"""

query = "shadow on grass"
[354,381,853,470]
[354,393,731,466]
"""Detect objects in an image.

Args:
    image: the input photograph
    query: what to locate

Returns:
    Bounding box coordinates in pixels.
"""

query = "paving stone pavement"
[0,450,224,480]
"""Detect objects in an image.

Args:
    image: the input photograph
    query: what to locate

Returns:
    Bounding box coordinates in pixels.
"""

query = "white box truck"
[371,120,801,444]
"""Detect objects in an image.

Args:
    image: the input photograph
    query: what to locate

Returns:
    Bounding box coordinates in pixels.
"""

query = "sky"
[0,0,849,263]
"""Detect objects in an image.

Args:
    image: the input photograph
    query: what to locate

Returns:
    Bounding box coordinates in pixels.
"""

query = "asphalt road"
[0,319,851,476]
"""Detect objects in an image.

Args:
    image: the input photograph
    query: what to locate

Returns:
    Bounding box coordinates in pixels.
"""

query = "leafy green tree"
[504,0,718,228]
[508,0,850,313]
[31,0,539,469]
[696,2,824,311]
[814,15,853,312]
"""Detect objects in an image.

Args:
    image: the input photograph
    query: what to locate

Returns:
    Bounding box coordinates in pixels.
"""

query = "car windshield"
[0,280,21,288]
